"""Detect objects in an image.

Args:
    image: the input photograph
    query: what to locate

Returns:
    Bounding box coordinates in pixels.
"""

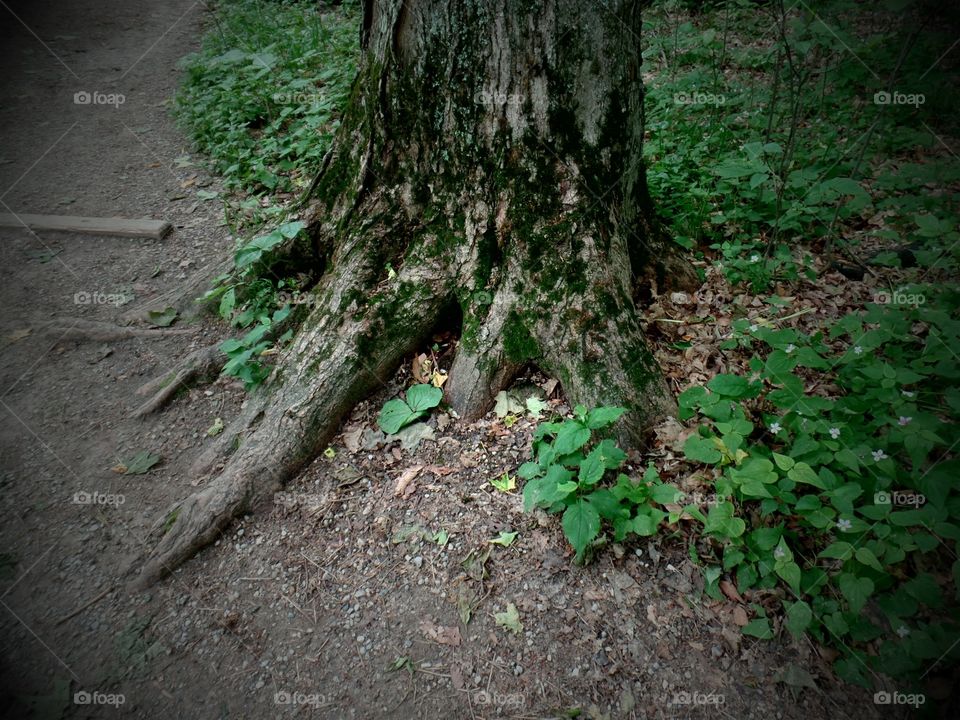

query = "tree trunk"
[134,0,695,586]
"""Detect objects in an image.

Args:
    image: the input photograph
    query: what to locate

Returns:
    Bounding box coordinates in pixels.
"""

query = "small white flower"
[749,324,759,332]
[829,427,841,439]
[901,390,915,398]
[769,422,782,434]
[872,449,888,462]
[897,625,910,638]
[750,254,761,263]
[774,546,786,559]
[785,344,796,354]
[898,416,912,426]
[837,518,853,532]
[853,346,863,355]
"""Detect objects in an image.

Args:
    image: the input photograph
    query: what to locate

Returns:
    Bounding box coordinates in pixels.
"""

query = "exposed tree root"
[134,242,449,586]
[132,343,225,418]
[36,317,193,343]
[119,257,232,326]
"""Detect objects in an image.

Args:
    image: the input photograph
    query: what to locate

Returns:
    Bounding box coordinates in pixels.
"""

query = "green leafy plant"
[202,221,309,388]
[219,303,292,389]
[643,0,959,290]
[520,406,682,561]
[175,0,360,205]
[675,290,960,688]
[377,384,443,434]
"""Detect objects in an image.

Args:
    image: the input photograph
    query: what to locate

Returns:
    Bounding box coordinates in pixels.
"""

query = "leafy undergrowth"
[176,0,361,385]
[644,0,960,290]
[637,0,960,699]
[176,0,960,703]
[175,0,360,229]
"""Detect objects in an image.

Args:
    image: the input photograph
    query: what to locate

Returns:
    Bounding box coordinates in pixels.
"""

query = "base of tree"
[129,0,698,587]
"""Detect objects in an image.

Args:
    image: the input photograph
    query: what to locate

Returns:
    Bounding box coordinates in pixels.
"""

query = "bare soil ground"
[0,1,891,718]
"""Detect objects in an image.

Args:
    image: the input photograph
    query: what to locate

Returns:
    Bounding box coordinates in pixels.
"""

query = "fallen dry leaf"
[719,579,744,603]
[419,620,461,647]
[411,353,431,384]
[394,465,424,496]
[343,426,363,454]
[732,606,749,627]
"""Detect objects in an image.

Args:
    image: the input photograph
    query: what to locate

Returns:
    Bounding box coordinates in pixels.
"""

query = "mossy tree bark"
[136,0,695,585]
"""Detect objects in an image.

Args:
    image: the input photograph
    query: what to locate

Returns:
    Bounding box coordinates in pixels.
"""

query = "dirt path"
[0,2,890,719]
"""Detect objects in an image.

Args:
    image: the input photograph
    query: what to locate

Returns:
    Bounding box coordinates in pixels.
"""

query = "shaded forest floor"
[1,1,957,719]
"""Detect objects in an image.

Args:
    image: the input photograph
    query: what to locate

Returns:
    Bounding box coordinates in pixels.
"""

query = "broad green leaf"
[585,406,627,429]
[651,483,682,504]
[683,434,722,464]
[578,447,605,485]
[904,573,943,607]
[785,600,813,639]
[704,501,746,538]
[707,373,754,398]
[517,462,541,480]
[749,527,782,551]
[553,421,591,455]
[776,561,802,592]
[742,618,774,639]
[788,462,825,489]
[405,384,443,413]
[562,500,601,557]
[773,453,795,471]
[378,398,417,434]
[838,574,874,613]
[277,220,306,238]
[584,488,627,521]
[819,541,854,560]
[631,508,666,536]
[522,465,576,510]
[218,288,236,318]
[855,547,884,572]
[594,439,627,469]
